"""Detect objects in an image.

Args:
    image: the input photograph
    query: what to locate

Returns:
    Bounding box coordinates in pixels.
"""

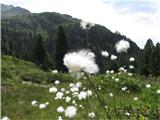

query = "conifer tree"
[55,25,68,72]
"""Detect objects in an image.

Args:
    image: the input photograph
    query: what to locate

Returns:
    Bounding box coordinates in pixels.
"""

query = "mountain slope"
[1,5,140,72]
[1,4,30,19]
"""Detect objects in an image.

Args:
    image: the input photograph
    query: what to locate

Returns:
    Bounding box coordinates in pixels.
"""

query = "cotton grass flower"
[157,90,160,94]
[80,20,95,29]
[65,106,77,118]
[115,78,119,82]
[115,40,130,53]
[39,103,46,109]
[49,87,58,93]
[101,50,109,57]
[78,91,87,100]
[129,65,134,69]
[129,57,135,62]
[111,55,117,60]
[51,70,58,74]
[146,84,151,88]
[133,97,138,101]
[125,112,130,116]
[55,92,64,100]
[58,116,63,120]
[65,96,71,103]
[31,100,38,106]
[55,80,60,85]
[45,102,49,105]
[87,90,92,97]
[63,49,99,75]
[88,112,96,118]
[57,106,64,113]
[122,87,127,91]
[1,116,10,120]
[109,93,113,97]
[110,70,114,74]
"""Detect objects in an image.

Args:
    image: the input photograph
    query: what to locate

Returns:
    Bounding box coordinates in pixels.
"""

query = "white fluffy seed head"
[80,20,95,29]
[111,55,117,60]
[63,50,99,75]
[65,106,77,118]
[146,84,151,88]
[39,104,46,109]
[115,40,130,53]
[31,100,38,106]
[65,96,71,103]
[51,70,58,74]
[1,116,10,120]
[78,91,87,100]
[57,106,64,113]
[55,92,64,100]
[88,112,96,118]
[129,57,135,62]
[101,50,109,57]
[49,87,58,93]
[157,90,160,94]
[55,80,60,85]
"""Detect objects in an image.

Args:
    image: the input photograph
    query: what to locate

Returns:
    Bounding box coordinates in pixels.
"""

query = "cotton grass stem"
[84,72,111,120]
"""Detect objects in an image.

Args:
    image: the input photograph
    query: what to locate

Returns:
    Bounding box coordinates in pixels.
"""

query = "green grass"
[1,55,160,120]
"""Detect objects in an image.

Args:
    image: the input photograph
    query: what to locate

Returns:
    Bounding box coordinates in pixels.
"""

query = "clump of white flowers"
[1,116,10,120]
[51,70,58,74]
[78,91,87,100]
[101,50,109,57]
[129,57,135,62]
[133,97,138,101]
[63,49,99,76]
[109,93,113,97]
[39,103,46,109]
[57,106,64,113]
[88,112,96,118]
[122,87,127,91]
[55,92,64,100]
[129,65,134,69]
[49,87,58,93]
[65,106,77,118]
[111,55,117,60]
[65,96,71,103]
[80,20,95,29]
[115,40,130,53]
[157,90,160,94]
[146,84,151,88]
[31,100,38,106]
[55,80,60,85]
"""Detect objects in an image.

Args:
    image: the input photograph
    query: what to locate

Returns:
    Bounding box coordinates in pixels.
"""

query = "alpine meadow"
[1,2,160,120]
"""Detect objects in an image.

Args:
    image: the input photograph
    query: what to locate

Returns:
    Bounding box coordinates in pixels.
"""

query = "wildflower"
[57,106,64,113]
[65,106,77,118]
[70,86,79,93]
[106,70,110,74]
[55,92,64,100]
[115,40,130,53]
[125,112,130,116]
[80,20,95,29]
[61,88,65,92]
[52,70,58,74]
[65,91,70,94]
[122,87,127,91]
[111,55,117,60]
[66,96,71,103]
[101,50,109,57]
[112,77,115,79]
[110,70,114,74]
[49,87,58,93]
[69,83,74,87]
[31,100,38,106]
[58,116,63,120]
[129,65,134,69]
[78,91,87,100]
[133,97,138,101]
[63,50,99,76]
[39,103,46,109]
[146,84,151,88]
[88,112,96,118]
[119,67,125,72]
[76,82,82,88]
[128,73,132,76]
[129,57,135,62]
[109,93,113,97]
[72,100,76,104]
[55,80,60,85]
[1,116,10,120]
[87,90,92,97]
[45,102,49,105]
[157,90,160,94]
[115,78,119,82]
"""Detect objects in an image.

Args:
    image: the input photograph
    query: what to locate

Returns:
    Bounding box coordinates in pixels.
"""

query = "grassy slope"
[1,55,160,120]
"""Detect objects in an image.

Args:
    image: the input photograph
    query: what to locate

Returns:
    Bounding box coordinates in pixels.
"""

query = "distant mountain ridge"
[1,4,140,71]
[1,4,30,19]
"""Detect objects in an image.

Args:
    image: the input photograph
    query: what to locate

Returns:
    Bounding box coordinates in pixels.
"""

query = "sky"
[1,0,160,48]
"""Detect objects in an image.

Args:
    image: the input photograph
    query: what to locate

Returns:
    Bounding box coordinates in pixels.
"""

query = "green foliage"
[55,25,68,72]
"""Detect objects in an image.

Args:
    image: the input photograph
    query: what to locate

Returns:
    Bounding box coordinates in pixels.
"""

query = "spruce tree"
[32,34,47,69]
[55,25,68,72]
